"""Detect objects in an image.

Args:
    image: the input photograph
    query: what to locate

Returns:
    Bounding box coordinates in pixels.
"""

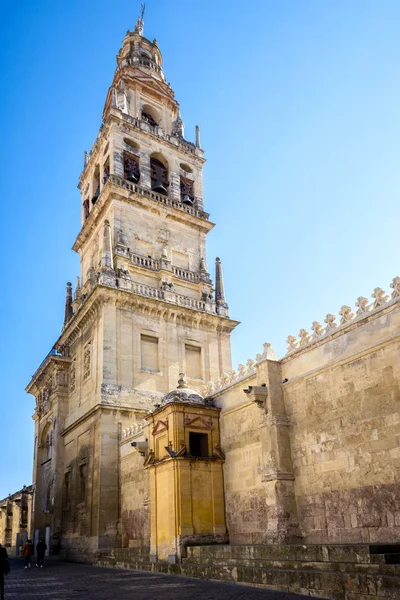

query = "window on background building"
[141,335,159,372]
[185,344,202,379]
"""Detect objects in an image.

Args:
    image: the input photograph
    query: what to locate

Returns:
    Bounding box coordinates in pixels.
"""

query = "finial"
[195,125,201,148]
[215,258,225,301]
[215,257,229,316]
[134,3,145,35]
[172,111,184,139]
[177,373,188,389]
[63,282,73,327]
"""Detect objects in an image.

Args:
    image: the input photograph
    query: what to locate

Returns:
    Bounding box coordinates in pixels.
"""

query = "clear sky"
[1,0,400,498]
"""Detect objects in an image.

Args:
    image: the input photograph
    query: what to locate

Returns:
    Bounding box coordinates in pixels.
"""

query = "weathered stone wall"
[282,303,400,543]
[119,429,150,550]
[213,300,400,545]
[216,389,264,544]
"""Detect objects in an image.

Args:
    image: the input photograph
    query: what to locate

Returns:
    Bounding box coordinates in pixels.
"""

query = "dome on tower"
[161,374,206,407]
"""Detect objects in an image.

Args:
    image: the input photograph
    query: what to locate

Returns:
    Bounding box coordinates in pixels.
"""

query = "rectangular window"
[189,432,209,457]
[141,335,159,372]
[185,344,202,379]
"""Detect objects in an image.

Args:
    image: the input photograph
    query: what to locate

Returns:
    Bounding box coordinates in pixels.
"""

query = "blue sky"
[1,0,400,498]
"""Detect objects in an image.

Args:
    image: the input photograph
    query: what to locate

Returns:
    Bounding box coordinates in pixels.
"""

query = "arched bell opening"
[92,165,100,205]
[180,176,194,206]
[102,157,110,185]
[141,104,160,128]
[124,151,140,184]
[150,154,169,196]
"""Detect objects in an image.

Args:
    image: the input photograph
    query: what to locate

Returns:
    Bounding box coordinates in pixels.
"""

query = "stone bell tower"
[27,11,238,554]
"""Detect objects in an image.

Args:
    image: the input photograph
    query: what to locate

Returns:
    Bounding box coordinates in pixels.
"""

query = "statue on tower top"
[134,3,145,35]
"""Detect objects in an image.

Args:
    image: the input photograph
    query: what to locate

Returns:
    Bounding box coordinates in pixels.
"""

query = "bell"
[91,187,100,205]
[152,179,168,195]
[182,193,193,206]
[127,170,139,183]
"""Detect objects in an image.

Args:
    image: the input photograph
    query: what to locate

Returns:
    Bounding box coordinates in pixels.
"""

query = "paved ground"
[3,558,321,600]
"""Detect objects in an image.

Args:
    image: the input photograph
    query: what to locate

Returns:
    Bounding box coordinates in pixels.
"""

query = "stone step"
[179,563,400,600]
[184,556,399,575]
[94,557,400,600]
[185,544,385,565]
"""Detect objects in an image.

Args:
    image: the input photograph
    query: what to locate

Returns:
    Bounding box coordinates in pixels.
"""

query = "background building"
[0,486,33,553]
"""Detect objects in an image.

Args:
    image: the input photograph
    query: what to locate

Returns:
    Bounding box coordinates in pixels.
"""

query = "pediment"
[184,415,214,431]
[152,419,168,436]
[125,71,175,101]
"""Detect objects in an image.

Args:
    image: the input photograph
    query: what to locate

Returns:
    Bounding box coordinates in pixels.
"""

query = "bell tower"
[28,12,238,553]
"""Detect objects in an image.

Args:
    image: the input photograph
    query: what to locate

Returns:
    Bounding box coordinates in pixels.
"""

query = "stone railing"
[108,174,209,220]
[175,295,207,311]
[172,266,201,282]
[285,276,400,356]
[201,342,277,397]
[127,281,217,315]
[138,57,162,73]
[130,252,160,271]
[122,420,147,440]
[131,282,162,299]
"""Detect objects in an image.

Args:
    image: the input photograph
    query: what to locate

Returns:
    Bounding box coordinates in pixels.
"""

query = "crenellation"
[285,275,400,356]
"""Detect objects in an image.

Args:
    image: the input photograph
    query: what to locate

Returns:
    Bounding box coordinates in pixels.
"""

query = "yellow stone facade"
[145,378,226,562]
[25,15,400,562]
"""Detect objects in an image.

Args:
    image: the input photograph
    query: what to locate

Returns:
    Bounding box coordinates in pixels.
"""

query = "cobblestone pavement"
[3,558,322,600]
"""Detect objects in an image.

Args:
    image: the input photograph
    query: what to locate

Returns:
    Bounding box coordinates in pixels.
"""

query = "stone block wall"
[119,428,150,550]
[282,305,400,543]
[212,299,400,546]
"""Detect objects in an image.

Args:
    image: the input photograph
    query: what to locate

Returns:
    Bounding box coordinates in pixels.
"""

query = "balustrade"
[130,252,160,271]
[108,174,208,220]
[172,266,201,282]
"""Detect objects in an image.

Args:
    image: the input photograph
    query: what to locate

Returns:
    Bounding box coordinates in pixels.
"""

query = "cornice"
[26,355,71,395]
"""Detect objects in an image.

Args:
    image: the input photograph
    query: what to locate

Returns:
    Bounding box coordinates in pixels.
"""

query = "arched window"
[102,157,110,185]
[124,152,140,183]
[141,104,160,128]
[92,165,100,205]
[180,177,194,206]
[150,155,168,196]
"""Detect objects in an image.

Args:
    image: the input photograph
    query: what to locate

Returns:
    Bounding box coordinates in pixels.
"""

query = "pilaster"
[253,359,301,542]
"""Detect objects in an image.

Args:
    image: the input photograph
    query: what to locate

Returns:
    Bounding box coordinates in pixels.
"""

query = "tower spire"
[63,282,73,327]
[215,257,229,316]
[134,3,145,36]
